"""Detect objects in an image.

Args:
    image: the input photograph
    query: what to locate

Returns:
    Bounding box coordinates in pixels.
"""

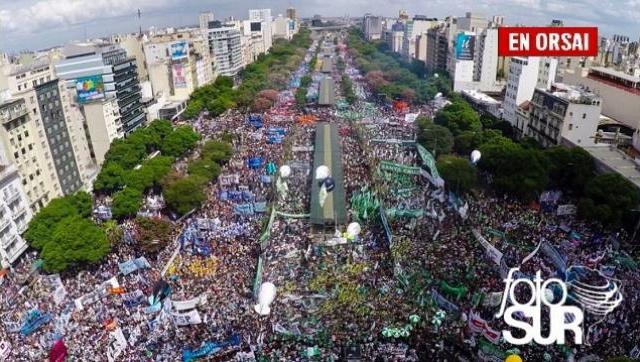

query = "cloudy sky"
[1,0,639,52]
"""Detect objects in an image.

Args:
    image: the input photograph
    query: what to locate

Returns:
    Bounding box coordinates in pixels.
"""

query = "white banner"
[0,341,10,359]
[172,310,202,326]
[107,328,127,362]
[75,277,119,311]
[556,204,577,216]
[53,286,67,305]
[482,292,503,307]
[172,295,207,311]
[472,229,503,265]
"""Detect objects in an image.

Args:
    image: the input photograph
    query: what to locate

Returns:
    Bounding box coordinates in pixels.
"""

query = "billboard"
[172,63,187,88]
[170,41,188,60]
[455,33,475,60]
[75,75,105,103]
[250,22,262,32]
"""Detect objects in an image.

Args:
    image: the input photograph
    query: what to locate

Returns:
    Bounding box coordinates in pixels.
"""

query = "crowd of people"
[0,31,638,362]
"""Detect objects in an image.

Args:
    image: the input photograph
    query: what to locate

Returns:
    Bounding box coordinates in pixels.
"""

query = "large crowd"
[0,32,638,362]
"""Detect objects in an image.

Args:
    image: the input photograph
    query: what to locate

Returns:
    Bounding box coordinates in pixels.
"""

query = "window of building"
[32,80,37,87]
[13,152,18,159]
[568,124,573,130]
[18,85,21,91]
[582,113,586,119]
[24,131,28,137]
[28,144,33,151]
[22,179,26,186]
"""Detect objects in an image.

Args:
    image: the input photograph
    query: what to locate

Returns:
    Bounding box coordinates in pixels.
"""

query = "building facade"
[528,84,601,147]
[208,22,244,77]
[363,14,383,41]
[503,57,558,134]
[0,142,32,264]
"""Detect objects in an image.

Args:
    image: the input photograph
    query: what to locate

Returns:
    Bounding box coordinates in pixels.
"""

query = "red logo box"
[498,27,598,57]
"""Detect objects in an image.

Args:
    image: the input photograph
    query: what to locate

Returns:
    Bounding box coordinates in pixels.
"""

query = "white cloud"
[0,0,176,33]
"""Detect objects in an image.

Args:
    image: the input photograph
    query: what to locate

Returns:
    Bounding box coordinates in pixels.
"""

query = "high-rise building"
[528,83,601,147]
[199,11,215,31]
[249,9,273,52]
[0,124,32,264]
[0,95,61,211]
[426,21,454,73]
[449,25,501,92]
[389,22,405,53]
[56,44,146,136]
[34,79,83,195]
[286,7,297,21]
[363,14,383,41]
[207,22,244,77]
[402,16,438,59]
[503,57,558,135]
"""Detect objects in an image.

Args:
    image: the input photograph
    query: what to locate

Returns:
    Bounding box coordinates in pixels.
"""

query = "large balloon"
[254,282,277,315]
[505,355,523,362]
[279,165,291,178]
[323,177,335,192]
[346,222,361,238]
[470,150,481,164]
[315,165,330,180]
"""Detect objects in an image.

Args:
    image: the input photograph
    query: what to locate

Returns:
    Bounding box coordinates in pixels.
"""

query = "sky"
[1,0,639,52]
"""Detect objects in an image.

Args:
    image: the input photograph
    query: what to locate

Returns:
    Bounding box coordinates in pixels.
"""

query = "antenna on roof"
[137,8,142,36]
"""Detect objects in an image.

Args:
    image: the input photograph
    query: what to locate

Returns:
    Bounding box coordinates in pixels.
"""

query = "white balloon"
[470,150,482,164]
[315,165,330,180]
[279,165,291,178]
[346,222,361,237]
[254,282,277,315]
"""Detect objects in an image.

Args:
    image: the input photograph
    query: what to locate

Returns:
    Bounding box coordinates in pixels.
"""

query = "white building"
[528,83,602,147]
[199,12,215,31]
[504,57,558,135]
[82,97,123,165]
[449,27,501,92]
[363,14,383,41]
[249,9,273,52]
[208,22,244,77]
[402,16,438,59]
[0,141,32,265]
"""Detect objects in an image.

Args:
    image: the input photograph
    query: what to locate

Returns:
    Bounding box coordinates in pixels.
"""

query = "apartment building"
[207,22,244,77]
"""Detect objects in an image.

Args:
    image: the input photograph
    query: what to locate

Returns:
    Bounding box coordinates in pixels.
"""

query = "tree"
[103,220,123,246]
[545,146,595,195]
[160,125,201,158]
[93,162,128,193]
[434,99,482,135]
[112,188,143,220]
[135,217,173,254]
[147,119,174,140]
[578,173,640,229]
[40,217,110,273]
[202,140,233,163]
[164,176,207,215]
[252,97,273,112]
[417,123,454,157]
[479,142,550,200]
[24,192,92,249]
[188,159,222,180]
[437,155,477,193]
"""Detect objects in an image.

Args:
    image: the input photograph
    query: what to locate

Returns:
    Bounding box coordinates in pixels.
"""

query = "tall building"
[249,9,273,52]
[0,127,32,264]
[388,22,405,53]
[286,7,297,21]
[0,96,61,211]
[55,43,146,136]
[457,12,489,33]
[449,26,501,92]
[426,21,454,73]
[207,22,244,77]
[363,14,383,41]
[272,14,297,40]
[81,97,123,165]
[402,16,438,59]
[528,83,601,147]
[34,79,83,195]
[503,57,558,135]
[199,11,215,31]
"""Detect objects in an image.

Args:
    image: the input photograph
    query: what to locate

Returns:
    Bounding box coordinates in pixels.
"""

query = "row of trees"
[184,28,313,118]
[341,75,356,104]
[421,96,640,229]
[93,119,201,219]
[346,28,450,104]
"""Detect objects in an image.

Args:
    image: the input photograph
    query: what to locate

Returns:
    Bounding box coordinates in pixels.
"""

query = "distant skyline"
[1,0,639,52]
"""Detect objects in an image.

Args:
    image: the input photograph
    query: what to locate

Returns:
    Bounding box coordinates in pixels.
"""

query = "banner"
[482,292,503,307]
[472,229,503,265]
[170,41,189,60]
[53,286,67,306]
[118,257,151,275]
[172,295,206,311]
[121,290,144,307]
[233,203,255,216]
[75,75,105,103]
[0,341,9,360]
[20,310,52,336]
[275,211,310,218]
[386,208,425,219]
[415,144,442,180]
[182,335,241,362]
[107,328,127,362]
[49,339,67,362]
[219,174,240,185]
[74,277,120,311]
[556,204,577,216]
[541,241,567,275]
[172,310,202,326]
[431,289,459,313]
[379,161,422,175]
[172,63,187,88]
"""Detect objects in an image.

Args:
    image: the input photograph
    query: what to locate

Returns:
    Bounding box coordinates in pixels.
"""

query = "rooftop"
[590,66,640,84]
[461,89,500,105]
[545,83,600,104]
[581,145,640,189]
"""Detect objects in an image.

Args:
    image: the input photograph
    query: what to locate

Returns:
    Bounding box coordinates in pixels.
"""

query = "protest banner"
[106,328,127,362]
[172,310,202,326]
[118,257,151,275]
[472,229,503,265]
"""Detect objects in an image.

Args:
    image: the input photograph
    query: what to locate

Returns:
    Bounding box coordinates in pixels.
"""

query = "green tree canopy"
[160,125,201,158]
[417,123,454,157]
[434,99,482,136]
[40,216,110,273]
[112,187,143,220]
[164,176,207,216]
[437,155,477,193]
[188,158,222,180]
[578,173,640,229]
[545,146,595,195]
